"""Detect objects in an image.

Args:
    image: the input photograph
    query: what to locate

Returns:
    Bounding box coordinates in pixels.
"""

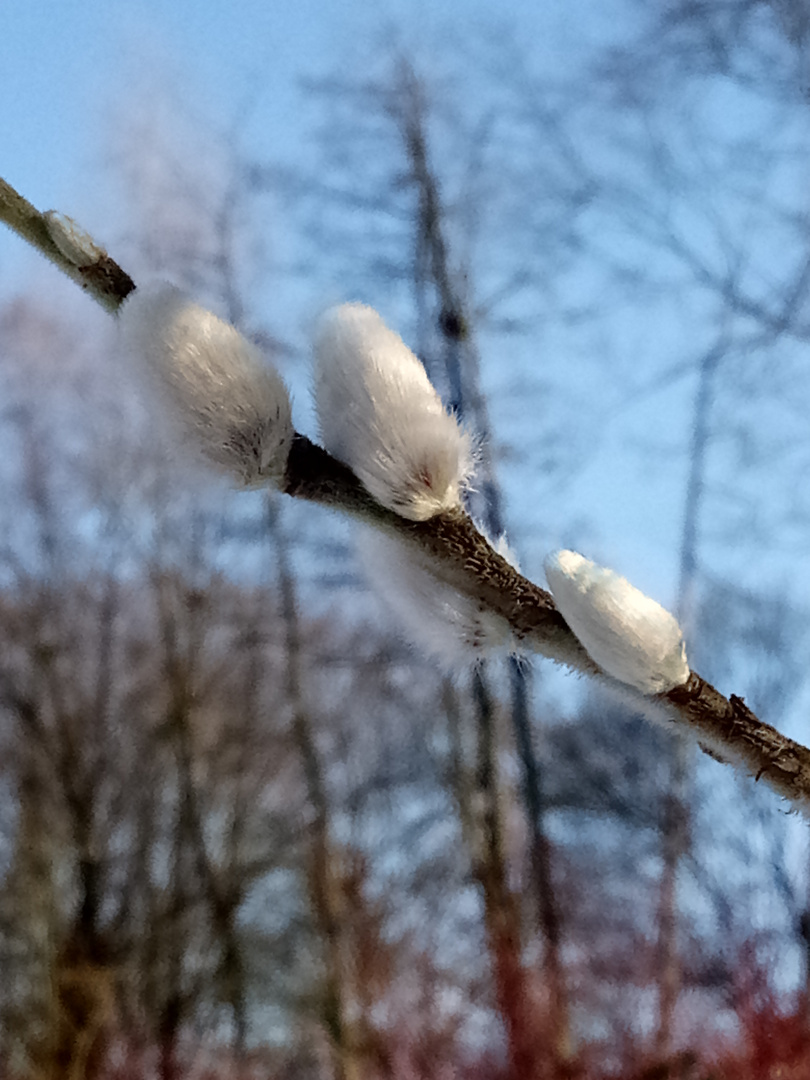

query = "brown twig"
[282,435,810,813]
[3,174,809,813]
[0,177,135,312]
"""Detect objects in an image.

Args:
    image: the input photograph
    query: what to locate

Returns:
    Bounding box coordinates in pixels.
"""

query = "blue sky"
[0,0,566,203]
[0,0,613,245]
[3,0,808,721]
[0,1,749,590]
[2,8,809,1039]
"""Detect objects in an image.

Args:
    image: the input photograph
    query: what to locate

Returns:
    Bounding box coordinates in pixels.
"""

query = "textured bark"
[4,173,810,812]
[286,435,810,809]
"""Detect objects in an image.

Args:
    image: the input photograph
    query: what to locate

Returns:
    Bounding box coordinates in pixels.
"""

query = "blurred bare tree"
[3,11,810,1079]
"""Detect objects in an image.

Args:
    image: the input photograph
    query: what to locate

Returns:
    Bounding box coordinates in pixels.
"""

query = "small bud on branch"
[43,211,107,268]
[0,177,135,312]
[3,176,810,812]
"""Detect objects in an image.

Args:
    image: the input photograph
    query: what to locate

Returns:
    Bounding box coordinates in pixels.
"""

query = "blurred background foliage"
[3,2,810,1077]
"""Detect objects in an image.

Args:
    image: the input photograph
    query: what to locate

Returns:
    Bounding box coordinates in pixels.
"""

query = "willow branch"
[0,177,135,313]
[282,435,810,811]
[4,174,809,813]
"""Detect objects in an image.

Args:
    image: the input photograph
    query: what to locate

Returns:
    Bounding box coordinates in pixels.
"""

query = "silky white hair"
[119,283,294,487]
[545,550,689,694]
[313,303,472,521]
[358,529,513,669]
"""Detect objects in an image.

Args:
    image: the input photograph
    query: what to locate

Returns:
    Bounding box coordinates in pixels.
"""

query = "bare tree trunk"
[653,737,691,1062]
[0,767,61,1080]
[158,1030,180,1080]
[52,832,112,1080]
[654,340,722,1061]
[510,661,574,1074]
[397,63,574,1073]
[155,572,254,1071]
[800,883,810,1032]
[447,670,552,1078]
[471,668,550,1080]
[267,499,362,1080]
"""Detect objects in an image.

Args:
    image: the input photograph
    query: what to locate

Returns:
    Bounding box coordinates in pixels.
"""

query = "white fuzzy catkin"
[313,303,472,521]
[544,550,690,694]
[359,530,513,669]
[118,284,294,487]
